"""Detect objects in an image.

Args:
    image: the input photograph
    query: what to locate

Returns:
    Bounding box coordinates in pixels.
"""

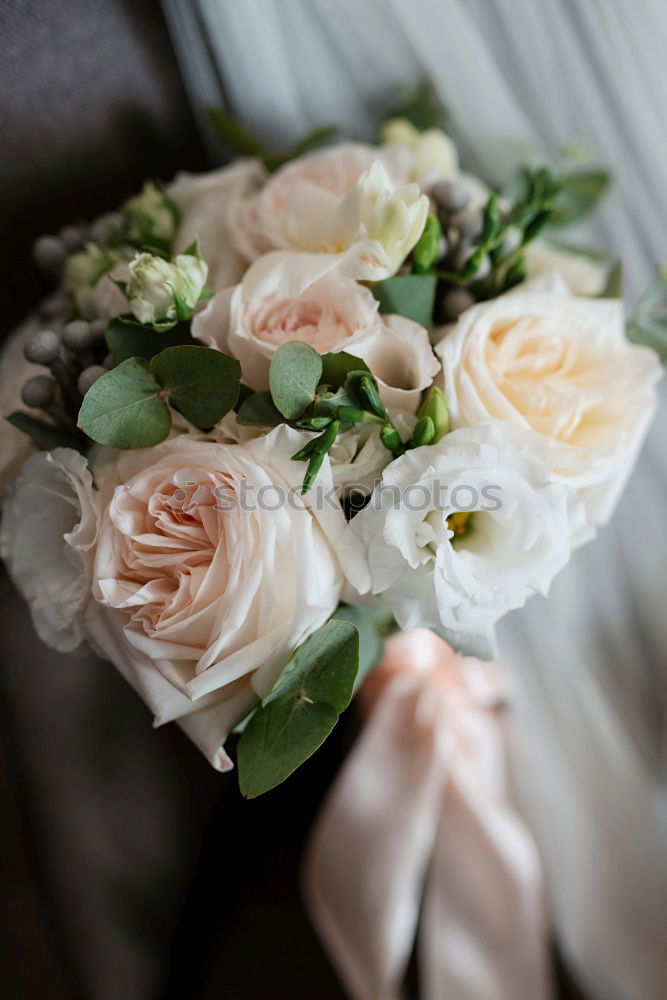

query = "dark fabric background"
[0,2,585,998]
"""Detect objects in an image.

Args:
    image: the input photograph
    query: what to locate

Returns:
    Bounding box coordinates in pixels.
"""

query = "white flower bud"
[124,181,177,246]
[126,251,208,326]
[352,161,429,276]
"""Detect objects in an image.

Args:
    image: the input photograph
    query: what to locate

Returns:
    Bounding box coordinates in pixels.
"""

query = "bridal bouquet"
[2,97,663,796]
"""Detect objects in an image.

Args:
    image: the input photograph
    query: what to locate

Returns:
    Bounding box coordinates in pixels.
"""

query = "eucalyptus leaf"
[78,358,170,448]
[150,346,240,428]
[320,351,370,388]
[626,266,667,362]
[371,274,437,329]
[599,259,623,299]
[237,620,359,798]
[548,169,611,228]
[6,412,87,453]
[106,317,196,365]
[269,341,323,420]
[236,390,283,427]
[333,604,385,689]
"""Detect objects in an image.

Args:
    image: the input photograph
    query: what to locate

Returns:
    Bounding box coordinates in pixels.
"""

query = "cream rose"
[170,159,267,291]
[435,289,662,522]
[193,263,439,412]
[340,422,587,659]
[524,240,608,295]
[86,426,346,770]
[0,449,99,652]
[126,251,208,326]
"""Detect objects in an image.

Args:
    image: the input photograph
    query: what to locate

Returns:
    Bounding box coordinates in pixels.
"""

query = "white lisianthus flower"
[524,240,608,295]
[381,117,459,189]
[193,264,439,411]
[126,251,208,326]
[63,242,132,320]
[85,425,346,771]
[340,422,588,659]
[169,159,267,291]
[124,180,177,247]
[435,287,662,522]
[0,449,99,652]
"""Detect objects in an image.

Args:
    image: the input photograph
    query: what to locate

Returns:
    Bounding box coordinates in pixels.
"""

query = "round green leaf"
[78,357,170,449]
[237,620,359,798]
[150,345,241,428]
[269,341,323,420]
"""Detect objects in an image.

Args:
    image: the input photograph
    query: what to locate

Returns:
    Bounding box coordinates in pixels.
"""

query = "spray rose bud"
[126,250,208,327]
[124,181,179,248]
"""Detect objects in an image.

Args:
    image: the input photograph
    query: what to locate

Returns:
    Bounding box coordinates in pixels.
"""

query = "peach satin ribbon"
[303,630,552,1000]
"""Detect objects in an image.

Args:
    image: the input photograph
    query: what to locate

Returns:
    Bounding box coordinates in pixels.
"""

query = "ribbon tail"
[420,708,553,1000]
[303,672,448,1000]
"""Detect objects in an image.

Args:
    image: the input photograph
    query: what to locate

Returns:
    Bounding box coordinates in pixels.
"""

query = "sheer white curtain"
[162,2,667,997]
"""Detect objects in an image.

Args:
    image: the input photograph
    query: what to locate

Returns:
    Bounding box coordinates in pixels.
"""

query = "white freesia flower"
[340,422,588,659]
[228,143,426,281]
[193,263,439,411]
[170,159,267,291]
[63,242,132,320]
[0,449,99,652]
[328,413,415,497]
[382,117,459,188]
[524,240,608,295]
[435,287,662,522]
[86,426,346,771]
[126,251,208,326]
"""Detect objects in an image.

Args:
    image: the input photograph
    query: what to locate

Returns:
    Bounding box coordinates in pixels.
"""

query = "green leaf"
[599,259,623,299]
[333,603,386,689]
[6,412,87,453]
[236,390,283,427]
[237,620,359,797]
[320,351,370,389]
[383,81,448,132]
[371,274,437,329]
[150,346,240,428]
[78,357,170,448]
[106,317,195,365]
[626,265,667,362]
[205,106,266,158]
[269,341,323,420]
[548,169,611,228]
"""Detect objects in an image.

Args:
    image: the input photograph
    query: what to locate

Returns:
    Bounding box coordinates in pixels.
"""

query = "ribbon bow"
[303,629,552,1000]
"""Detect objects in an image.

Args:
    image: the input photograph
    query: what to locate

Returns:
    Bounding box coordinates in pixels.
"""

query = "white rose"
[381,117,459,189]
[86,426,346,771]
[0,449,99,652]
[169,159,267,291]
[126,251,208,326]
[524,240,608,295]
[435,288,662,522]
[193,261,439,411]
[340,422,587,659]
[63,243,132,320]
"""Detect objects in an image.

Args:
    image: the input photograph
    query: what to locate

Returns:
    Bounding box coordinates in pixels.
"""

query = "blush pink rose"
[194,262,440,413]
[86,426,346,770]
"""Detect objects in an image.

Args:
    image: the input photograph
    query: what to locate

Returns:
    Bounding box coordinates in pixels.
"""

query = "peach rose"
[86,426,346,770]
[194,262,439,412]
[435,288,662,522]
